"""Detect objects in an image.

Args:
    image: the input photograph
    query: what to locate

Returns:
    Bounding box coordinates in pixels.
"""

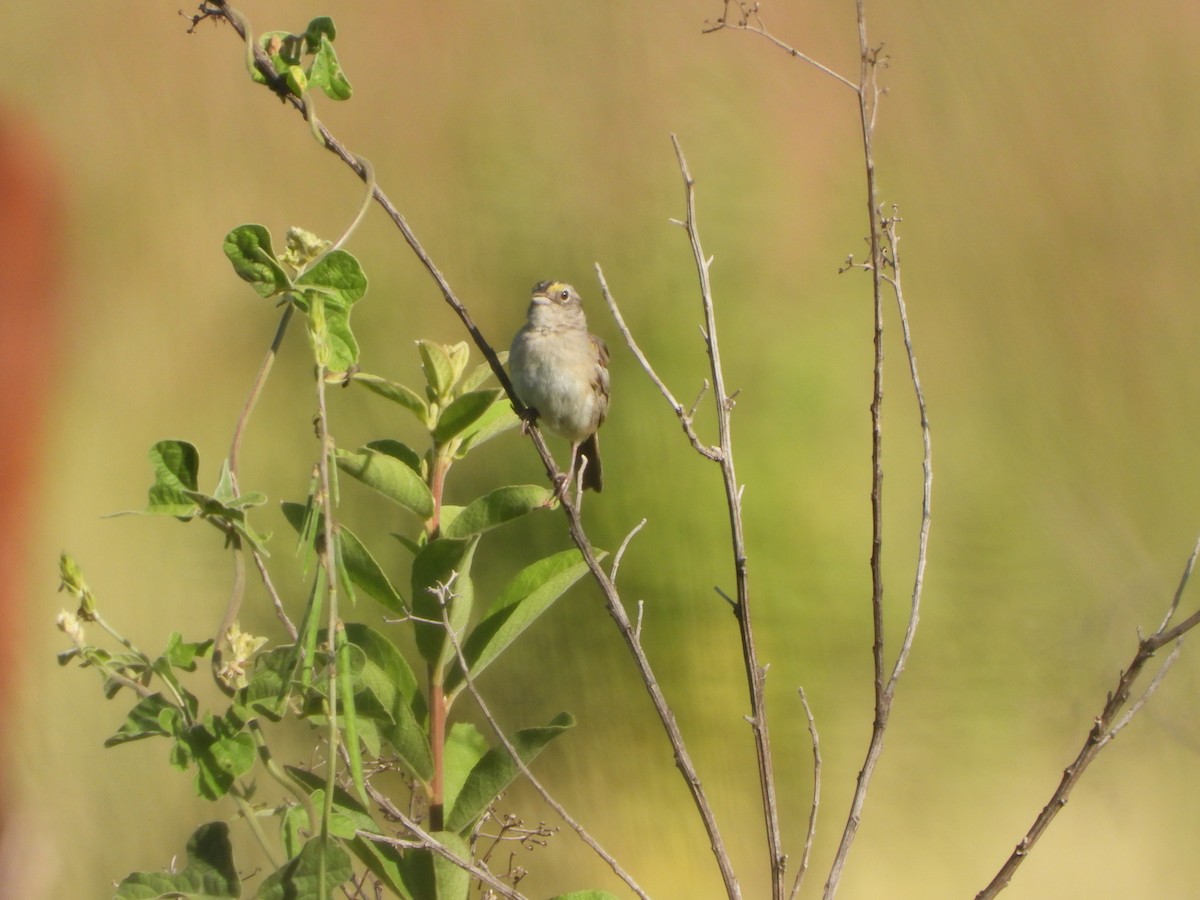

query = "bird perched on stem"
[509,280,609,494]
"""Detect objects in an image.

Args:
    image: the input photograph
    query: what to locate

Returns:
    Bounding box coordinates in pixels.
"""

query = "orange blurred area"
[5,1,1200,897]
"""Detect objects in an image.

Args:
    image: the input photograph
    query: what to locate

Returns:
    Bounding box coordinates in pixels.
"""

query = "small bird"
[509,280,610,493]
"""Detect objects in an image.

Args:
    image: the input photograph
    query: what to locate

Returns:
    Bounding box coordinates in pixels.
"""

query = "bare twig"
[1156,532,1200,632]
[977,533,1200,898]
[1107,641,1182,739]
[432,582,652,899]
[670,133,785,899]
[610,518,648,585]
[596,266,721,461]
[211,303,295,686]
[878,209,932,690]
[550,474,744,897]
[789,687,822,900]
[251,547,298,640]
[823,6,909,894]
[357,810,526,900]
[706,4,931,897]
[702,0,858,91]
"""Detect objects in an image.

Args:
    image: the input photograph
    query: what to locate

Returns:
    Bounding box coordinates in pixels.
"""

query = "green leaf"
[122,443,269,551]
[276,33,305,66]
[308,35,353,101]
[280,498,319,555]
[342,623,432,781]
[454,396,520,458]
[255,835,352,899]
[458,352,508,394]
[342,624,420,711]
[338,525,407,614]
[446,549,597,697]
[354,372,430,425]
[239,645,300,721]
[392,532,422,556]
[164,632,214,671]
[177,712,257,801]
[212,460,268,513]
[295,248,367,308]
[282,500,404,614]
[334,625,368,804]
[314,302,358,373]
[284,64,308,97]
[287,769,379,840]
[337,447,435,518]
[280,804,306,862]
[105,693,176,747]
[303,16,336,51]
[411,537,479,672]
[114,822,239,900]
[146,439,201,517]
[442,723,488,817]
[397,831,471,900]
[445,713,575,835]
[223,224,292,298]
[418,340,458,402]
[441,485,552,539]
[365,439,424,476]
[445,342,470,385]
[433,389,501,444]
[294,249,367,373]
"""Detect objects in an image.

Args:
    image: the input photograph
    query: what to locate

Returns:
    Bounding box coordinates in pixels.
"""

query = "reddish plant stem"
[428,678,446,832]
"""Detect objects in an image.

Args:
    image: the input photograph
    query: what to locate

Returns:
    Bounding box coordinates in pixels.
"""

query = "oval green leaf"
[441,485,552,539]
[223,224,291,298]
[445,713,574,834]
[336,447,434,518]
[445,549,598,696]
[433,389,501,444]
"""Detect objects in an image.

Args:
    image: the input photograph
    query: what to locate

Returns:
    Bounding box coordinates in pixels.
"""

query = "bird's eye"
[558,289,570,301]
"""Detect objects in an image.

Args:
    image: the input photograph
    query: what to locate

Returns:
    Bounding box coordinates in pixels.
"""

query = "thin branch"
[228,304,294,495]
[1157,532,1200,632]
[977,533,1200,898]
[1107,641,1182,739]
[357,809,527,900]
[610,518,648,585]
[789,687,822,900]
[251,545,298,640]
[879,208,931,695]
[703,0,859,92]
[550,488,744,897]
[595,265,722,461]
[433,583,651,899]
[708,3,930,895]
[671,133,784,900]
[314,353,343,866]
[822,5,894,893]
[212,303,295,686]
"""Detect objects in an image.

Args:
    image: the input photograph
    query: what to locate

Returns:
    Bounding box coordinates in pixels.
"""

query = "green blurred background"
[6,1,1200,897]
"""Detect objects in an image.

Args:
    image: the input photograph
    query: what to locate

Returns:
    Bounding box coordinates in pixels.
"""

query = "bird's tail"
[575,433,603,492]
